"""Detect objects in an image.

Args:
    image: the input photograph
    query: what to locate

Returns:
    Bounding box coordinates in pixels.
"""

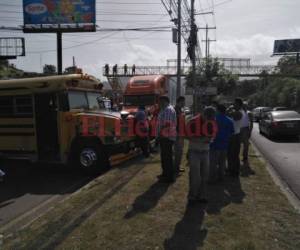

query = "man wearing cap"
[157,96,177,183]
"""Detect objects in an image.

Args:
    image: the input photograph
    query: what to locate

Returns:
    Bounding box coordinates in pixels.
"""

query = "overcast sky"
[1,0,299,80]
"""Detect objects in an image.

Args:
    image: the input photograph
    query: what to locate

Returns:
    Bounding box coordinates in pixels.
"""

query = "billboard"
[273,39,300,54]
[23,0,96,33]
[0,38,25,59]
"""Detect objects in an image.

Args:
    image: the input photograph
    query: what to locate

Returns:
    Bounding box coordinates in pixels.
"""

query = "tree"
[185,57,237,95]
[276,55,300,76]
[43,64,56,75]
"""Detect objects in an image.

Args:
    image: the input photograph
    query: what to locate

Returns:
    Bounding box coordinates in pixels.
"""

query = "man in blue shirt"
[209,104,234,182]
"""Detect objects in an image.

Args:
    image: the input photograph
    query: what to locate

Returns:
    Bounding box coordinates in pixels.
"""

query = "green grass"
[2,145,300,250]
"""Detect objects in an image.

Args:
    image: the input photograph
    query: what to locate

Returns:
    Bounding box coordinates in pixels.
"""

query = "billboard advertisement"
[0,38,25,59]
[23,0,96,33]
[273,39,300,54]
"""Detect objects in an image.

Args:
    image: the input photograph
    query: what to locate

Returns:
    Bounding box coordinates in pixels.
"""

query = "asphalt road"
[251,123,300,199]
[0,161,92,228]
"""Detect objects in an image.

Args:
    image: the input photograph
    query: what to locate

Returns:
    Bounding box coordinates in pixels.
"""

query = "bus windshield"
[124,94,156,106]
[68,91,111,111]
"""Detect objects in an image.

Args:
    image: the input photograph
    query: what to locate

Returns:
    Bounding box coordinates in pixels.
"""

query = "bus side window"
[58,92,70,112]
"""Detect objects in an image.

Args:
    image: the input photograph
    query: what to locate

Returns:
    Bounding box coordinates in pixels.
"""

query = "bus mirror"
[58,92,70,111]
[120,110,129,120]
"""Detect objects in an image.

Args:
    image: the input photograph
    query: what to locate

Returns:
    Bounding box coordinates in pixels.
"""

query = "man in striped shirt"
[157,96,177,183]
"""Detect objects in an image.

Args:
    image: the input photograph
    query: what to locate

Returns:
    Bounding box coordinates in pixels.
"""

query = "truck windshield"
[124,95,156,106]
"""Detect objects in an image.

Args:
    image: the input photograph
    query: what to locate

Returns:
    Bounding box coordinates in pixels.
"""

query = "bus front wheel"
[73,143,110,174]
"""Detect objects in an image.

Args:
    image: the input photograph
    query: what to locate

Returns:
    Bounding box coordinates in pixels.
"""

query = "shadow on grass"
[206,176,246,215]
[240,161,256,177]
[124,180,170,219]
[164,204,207,250]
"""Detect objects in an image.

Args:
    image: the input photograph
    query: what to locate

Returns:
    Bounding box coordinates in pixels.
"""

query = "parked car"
[259,110,300,138]
[273,106,289,111]
[252,107,272,122]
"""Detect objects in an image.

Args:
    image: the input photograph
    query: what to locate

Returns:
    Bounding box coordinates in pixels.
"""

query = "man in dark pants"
[174,96,185,175]
[124,64,128,75]
[227,98,243,177]
[157,96,177,183]
[104,64,109,75]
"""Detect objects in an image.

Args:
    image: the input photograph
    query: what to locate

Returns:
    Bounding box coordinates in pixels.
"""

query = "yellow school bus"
[0,74,137,172]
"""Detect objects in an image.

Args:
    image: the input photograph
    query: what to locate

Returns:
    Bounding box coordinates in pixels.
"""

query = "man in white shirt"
[240,103,253,163]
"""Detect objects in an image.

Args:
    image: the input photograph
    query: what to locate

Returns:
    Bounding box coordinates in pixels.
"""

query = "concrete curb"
[251,141,300,213]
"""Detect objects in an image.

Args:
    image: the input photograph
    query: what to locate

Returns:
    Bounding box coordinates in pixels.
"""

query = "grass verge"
[2,144,300,250]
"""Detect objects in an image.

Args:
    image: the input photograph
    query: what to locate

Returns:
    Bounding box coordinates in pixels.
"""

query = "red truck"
[122,74,176,116]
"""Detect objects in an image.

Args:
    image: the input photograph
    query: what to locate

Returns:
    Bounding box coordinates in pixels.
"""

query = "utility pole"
[176,0,182,98]
[199,25,216,61]
[57,32,62,75]
[201,38,217,59]
[72,56,76,67]
[207,38,216,58]
[205,24,208,61]
[190,0,197,111]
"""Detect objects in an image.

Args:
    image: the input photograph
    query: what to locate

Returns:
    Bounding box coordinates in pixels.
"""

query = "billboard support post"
[57,32,62,75]
[23,0,96,75]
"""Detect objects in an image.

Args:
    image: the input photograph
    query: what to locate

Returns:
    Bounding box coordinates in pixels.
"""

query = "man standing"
[113,64,118,76]
[157,96,177,183]
[132,64,136,75]
[186,106,216,204]
[104,64,109,76]
[174,96,185,175]
[124,64,128,75]
[227,98,243,177]
[209,104,234,183]
[240,103,253,163]
[135,105,150,157]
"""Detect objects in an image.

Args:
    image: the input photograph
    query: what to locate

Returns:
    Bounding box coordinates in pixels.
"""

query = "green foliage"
[243,56,300,109]
[0,61,24,79]
[43,64,57,75]
[248,77,300,109]
[276,55,300,75]
[185,57,238,95]
[232,79,260,98]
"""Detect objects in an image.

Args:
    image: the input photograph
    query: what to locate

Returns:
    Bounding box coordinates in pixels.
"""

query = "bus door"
[34,93,59,161]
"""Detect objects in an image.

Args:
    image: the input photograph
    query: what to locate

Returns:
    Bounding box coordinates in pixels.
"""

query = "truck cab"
[123,75,173,116]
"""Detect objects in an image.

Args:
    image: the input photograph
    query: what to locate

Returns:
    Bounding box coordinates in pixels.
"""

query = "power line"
[26,29,169,54]
[27,31,119,54]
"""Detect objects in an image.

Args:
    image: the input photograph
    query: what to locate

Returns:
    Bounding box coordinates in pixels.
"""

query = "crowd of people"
[150,95,253,205]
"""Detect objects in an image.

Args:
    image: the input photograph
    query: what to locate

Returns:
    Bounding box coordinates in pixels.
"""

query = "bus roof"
[0,74,101,95]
